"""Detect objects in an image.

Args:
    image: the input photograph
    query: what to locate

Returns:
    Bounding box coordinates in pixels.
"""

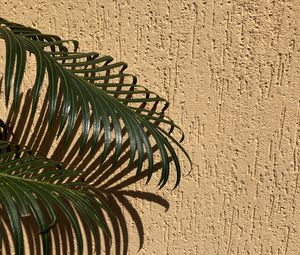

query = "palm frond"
[0,17,191,188]
[0,141,110,255]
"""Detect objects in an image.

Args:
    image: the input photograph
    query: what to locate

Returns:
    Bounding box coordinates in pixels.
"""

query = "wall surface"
[1,0,300,254]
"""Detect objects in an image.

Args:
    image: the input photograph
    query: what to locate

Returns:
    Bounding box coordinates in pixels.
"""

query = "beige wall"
[2,0,300,254]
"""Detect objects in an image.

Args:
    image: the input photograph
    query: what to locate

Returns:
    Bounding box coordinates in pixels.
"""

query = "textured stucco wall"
[2,0,300,254]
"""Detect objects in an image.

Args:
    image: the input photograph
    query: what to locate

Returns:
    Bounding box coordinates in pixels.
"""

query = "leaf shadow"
[2,90,171,255]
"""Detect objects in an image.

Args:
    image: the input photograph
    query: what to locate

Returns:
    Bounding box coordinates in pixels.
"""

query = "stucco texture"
[1,0,300,254]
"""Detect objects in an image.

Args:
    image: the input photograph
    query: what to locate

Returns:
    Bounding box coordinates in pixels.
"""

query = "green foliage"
[0,17,190,254]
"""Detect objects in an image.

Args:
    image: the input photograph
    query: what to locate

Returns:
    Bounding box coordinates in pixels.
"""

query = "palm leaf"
[0,17,191,254]
[0,140,110,255]
[0,17,191,188]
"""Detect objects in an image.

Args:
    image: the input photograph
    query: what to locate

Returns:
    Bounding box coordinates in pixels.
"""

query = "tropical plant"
[0,17,190,254]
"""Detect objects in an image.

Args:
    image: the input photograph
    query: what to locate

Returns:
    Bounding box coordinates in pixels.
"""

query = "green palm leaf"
[0,17,191,254]
[0,141,110,255]
[0,17,191,188]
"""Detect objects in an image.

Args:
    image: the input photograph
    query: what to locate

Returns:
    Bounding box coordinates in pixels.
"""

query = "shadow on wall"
[1,89,170,255]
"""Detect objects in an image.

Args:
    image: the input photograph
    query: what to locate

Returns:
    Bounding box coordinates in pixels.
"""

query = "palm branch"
[0,17,191,254]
